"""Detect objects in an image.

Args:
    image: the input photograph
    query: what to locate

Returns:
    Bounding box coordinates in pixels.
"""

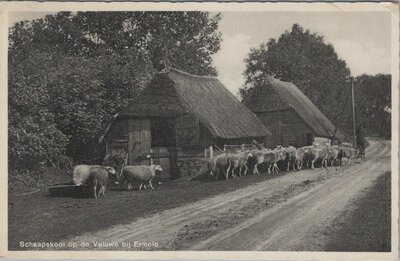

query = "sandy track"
[64,138,390,251]
[192,138,390,250]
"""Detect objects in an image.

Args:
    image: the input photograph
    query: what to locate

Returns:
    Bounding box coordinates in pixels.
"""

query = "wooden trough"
[47,183,93,198]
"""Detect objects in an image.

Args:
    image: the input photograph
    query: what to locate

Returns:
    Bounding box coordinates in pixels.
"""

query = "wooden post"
[351,78,356,147]
[209,146,213,158]
[150,148,154,165]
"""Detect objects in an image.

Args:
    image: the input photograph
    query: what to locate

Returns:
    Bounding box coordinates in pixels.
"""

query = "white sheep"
[119,165,163,191]
[226,151,253,178]
[72,164,116,186]
[207,154,228,181]
[87,166,116,198]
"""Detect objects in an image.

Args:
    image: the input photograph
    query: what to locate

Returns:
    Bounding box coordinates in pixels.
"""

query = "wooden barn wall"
[257,109,314,148]
[151,147,177,180]
[199,123,215,148]
[175,114,200,147]
[128,118,151,165]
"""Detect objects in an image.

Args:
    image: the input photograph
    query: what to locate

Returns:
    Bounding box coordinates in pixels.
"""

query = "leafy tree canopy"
[8,51,69,169]
[354,74,391,137]
[9,11,222,75]
[9,11,222,169]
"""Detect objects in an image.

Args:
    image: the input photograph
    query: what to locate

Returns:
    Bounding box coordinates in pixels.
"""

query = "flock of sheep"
[70,141,358,198]
[207,142,358,181]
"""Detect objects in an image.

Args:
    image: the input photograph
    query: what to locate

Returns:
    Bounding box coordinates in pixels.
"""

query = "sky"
[213,12,391,95]
[9,11,392,96]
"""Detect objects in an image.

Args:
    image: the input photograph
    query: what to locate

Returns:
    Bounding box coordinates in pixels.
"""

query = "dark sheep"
[87,166,116,198]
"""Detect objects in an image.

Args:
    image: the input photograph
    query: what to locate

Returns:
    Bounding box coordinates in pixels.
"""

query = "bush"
[102,149,127,174]
[8,169,40,193]
[8,119,69,171]
[8,51,70,172]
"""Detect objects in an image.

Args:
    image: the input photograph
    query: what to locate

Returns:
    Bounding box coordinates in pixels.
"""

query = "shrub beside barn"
[244,76,347,148]
[99,67,271,180]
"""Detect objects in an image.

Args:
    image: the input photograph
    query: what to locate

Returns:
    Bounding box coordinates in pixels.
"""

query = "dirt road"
[63,138,390,251]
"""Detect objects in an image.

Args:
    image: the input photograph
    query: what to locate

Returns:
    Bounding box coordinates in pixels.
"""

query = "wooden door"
[168,147,180,179]
[151,147,180,181]
[152,147,171,181]
[128,119,151,165]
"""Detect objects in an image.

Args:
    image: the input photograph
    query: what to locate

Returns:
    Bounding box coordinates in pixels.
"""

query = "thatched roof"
[98,113,119,144]
[246,76,345,140]
[118,67,270,140]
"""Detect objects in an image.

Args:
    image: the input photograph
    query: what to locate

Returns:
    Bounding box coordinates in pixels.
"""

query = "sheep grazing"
[276,147,287,170]
[268,148,284,173]
[251,148,284,175]
[310,145,330,169]
[253,149,269,175]
[207,154,228,181]
[337,146,356,166]
[226,151,253,179]
[120,165,163,191]
[284,146,298,171]
[73,165,94,185]
[73,164,116,186]
[327,146,339,167]
[294,147,306,170]
[87,166,117,198]
[262,150,279,174]
[301,146,313,168]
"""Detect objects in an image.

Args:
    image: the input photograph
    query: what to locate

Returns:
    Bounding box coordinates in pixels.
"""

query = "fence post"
[209,146,213,158]
[149,148,154,165]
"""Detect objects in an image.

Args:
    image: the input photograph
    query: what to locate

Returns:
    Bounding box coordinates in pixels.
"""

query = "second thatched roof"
[246,75,346,141]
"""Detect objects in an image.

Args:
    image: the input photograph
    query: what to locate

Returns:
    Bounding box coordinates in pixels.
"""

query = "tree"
[9,48,154,161]
[72,11,222,75]
[354,74,391,137]
[8,11,222,167]
[9,11,222,75]
[8,51,69,170]
[47,50,154,159]
[240,24,353,134]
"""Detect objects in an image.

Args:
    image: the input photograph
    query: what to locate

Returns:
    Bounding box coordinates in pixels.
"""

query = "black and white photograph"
[1,2,398,260]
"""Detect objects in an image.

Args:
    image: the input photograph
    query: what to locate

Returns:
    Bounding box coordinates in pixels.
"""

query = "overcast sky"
[9,11,391,96]
[213,12,391,95]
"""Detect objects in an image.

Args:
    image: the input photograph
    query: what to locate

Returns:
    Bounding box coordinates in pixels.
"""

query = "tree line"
[9,15,390,173]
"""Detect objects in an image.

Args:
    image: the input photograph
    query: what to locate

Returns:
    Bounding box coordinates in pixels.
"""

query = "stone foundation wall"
[177,157,208,178]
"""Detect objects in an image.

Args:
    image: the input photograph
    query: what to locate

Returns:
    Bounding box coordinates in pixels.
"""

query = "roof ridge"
[167,66,218,80]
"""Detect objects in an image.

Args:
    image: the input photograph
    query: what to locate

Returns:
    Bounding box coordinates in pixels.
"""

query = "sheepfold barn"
[100,67,270,180]
[244,76,346,148]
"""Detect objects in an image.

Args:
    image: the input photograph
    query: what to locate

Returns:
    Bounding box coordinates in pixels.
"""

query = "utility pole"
[351,77,356,147]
